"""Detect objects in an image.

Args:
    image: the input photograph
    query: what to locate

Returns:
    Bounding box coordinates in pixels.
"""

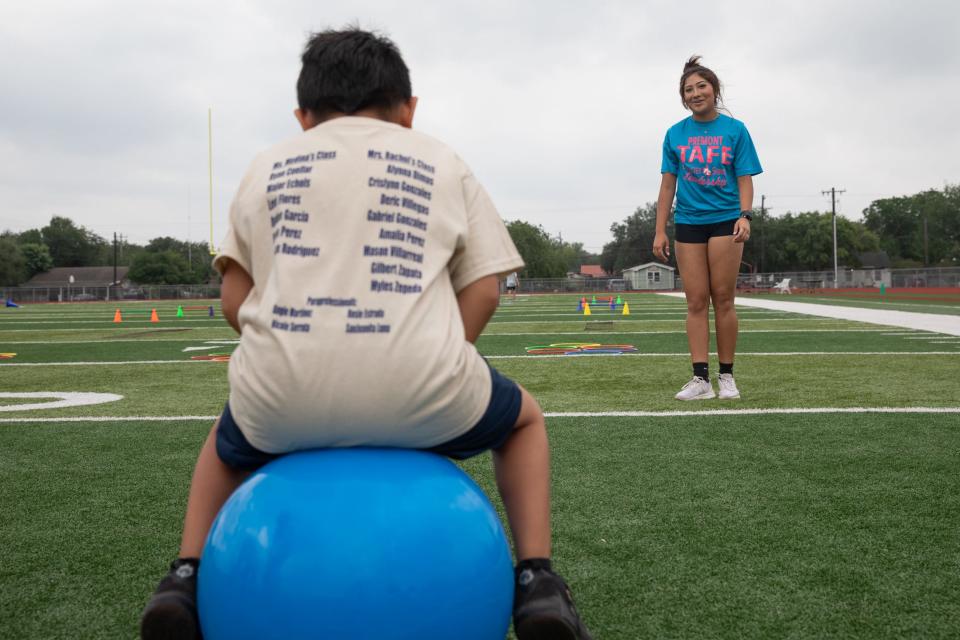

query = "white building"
[622,262,676,290]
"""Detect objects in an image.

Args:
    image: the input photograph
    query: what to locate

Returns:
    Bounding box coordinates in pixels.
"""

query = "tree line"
[599,184,960,276]
[3,185,956,286]
[0,216,217,286]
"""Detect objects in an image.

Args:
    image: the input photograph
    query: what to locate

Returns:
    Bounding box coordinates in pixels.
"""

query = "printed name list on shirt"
[348,148,435,334]
[347,149,436,332]
[264,146,436,337]
[265,150,335,335]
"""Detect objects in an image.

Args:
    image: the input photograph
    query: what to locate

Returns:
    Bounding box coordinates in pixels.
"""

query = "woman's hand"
[652,231,670,261]
[733,218,751,243]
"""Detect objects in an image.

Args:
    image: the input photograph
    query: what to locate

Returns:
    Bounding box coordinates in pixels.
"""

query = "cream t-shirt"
[214,117,523,453]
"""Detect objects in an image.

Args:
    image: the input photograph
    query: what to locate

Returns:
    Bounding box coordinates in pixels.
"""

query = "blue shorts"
[215,365,523,471]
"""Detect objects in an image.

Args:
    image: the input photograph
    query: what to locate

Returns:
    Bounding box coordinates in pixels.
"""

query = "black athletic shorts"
[215,364,523,470]
[675,218,738,243]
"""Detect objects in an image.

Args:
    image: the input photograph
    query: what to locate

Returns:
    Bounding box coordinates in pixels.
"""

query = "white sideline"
[660,292,960,337]
[1,406,958,423]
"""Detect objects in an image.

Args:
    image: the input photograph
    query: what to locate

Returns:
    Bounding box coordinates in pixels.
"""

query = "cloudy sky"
[1,0,957,252]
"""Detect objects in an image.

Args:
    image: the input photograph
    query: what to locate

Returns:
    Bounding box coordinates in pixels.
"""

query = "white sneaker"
[674,376,716,401]
[717,373,740,399]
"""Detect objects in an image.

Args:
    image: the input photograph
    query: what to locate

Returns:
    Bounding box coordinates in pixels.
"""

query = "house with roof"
[21,266,132,301]
[622,262,676,290]
[578,264,607,278]
[23,266,131,288]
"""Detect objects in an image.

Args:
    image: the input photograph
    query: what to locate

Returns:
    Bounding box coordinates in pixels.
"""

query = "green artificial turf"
[1,294,958,638]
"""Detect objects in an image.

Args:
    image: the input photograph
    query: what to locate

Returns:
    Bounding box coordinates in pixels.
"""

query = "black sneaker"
[140,559,202,640]
[513,567,593,640]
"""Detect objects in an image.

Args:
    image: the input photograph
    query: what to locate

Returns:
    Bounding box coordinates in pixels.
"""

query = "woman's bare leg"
[707,235,744,364]
[675,241,711,363]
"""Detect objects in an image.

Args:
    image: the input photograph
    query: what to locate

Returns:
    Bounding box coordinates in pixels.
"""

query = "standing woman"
[653,56,762,400]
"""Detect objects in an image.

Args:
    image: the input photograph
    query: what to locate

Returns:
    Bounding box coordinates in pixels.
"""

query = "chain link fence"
[1,285,221,304]
[500,267,960,294]
[3,267,958,303]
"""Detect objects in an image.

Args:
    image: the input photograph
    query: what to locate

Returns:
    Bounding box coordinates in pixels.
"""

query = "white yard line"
[486,318,857,325]
[1,339,238,345]
[2,351,957,366]
[0,360,224,366]
[485,351,959,359]
[661,293,960,337]
[483,329,886,337]
[0,329,888,345]
[2,406,958,423]
[0,319,217,325]
[545,407,960,418]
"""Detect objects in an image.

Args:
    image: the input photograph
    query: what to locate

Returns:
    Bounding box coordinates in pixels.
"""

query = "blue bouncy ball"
[198,448,514,640]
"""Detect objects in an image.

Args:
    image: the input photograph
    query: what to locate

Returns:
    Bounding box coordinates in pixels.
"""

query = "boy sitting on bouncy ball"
[140,27,592,640]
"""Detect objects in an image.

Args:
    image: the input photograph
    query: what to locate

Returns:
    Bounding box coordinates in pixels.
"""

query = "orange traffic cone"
[113,309,122,323]
[150,309,159,323]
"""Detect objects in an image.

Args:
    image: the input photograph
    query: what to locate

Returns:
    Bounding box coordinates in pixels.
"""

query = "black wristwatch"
[739,211,753,221]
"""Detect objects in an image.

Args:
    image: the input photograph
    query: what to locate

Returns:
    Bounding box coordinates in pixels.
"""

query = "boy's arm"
[220,258,254,334]
[456,275,500,343]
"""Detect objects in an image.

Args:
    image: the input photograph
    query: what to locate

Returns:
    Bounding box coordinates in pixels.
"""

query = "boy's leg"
[141,416,252,640]
[179,420,251,557]
[492,385,551,560]
[495,386,592,640]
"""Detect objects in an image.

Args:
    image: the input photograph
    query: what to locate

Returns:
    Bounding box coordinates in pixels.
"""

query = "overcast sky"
[2,0,958,252]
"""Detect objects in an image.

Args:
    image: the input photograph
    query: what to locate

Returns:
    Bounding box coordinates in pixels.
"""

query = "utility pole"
[822,187,845,288]
[187,187,192,267]
[760,195,766,274]
[109,231,118,301]
[209,107,216,255]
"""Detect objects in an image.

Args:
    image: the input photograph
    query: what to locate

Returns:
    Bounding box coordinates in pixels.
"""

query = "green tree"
[747,212,879,272]
[40,216,108,267]
[600,203,670,274]
[143,237,215,283]
[17,229,43,245]
[599,206,881,274]
[558,242,599,274]
[863,186,960,266]
[0,233,27,286]
[128,251,192,284]
[20,243,54,278]
[505,221,568,278]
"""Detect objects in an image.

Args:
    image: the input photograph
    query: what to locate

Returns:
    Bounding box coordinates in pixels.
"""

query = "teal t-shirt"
[661,113,762,224]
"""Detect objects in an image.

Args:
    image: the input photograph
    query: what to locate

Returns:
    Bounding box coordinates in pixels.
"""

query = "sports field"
[2,294,959,639]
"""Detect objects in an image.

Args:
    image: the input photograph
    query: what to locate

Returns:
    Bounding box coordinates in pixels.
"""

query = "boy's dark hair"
[679,55,723,110]
[297,28,412,119]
